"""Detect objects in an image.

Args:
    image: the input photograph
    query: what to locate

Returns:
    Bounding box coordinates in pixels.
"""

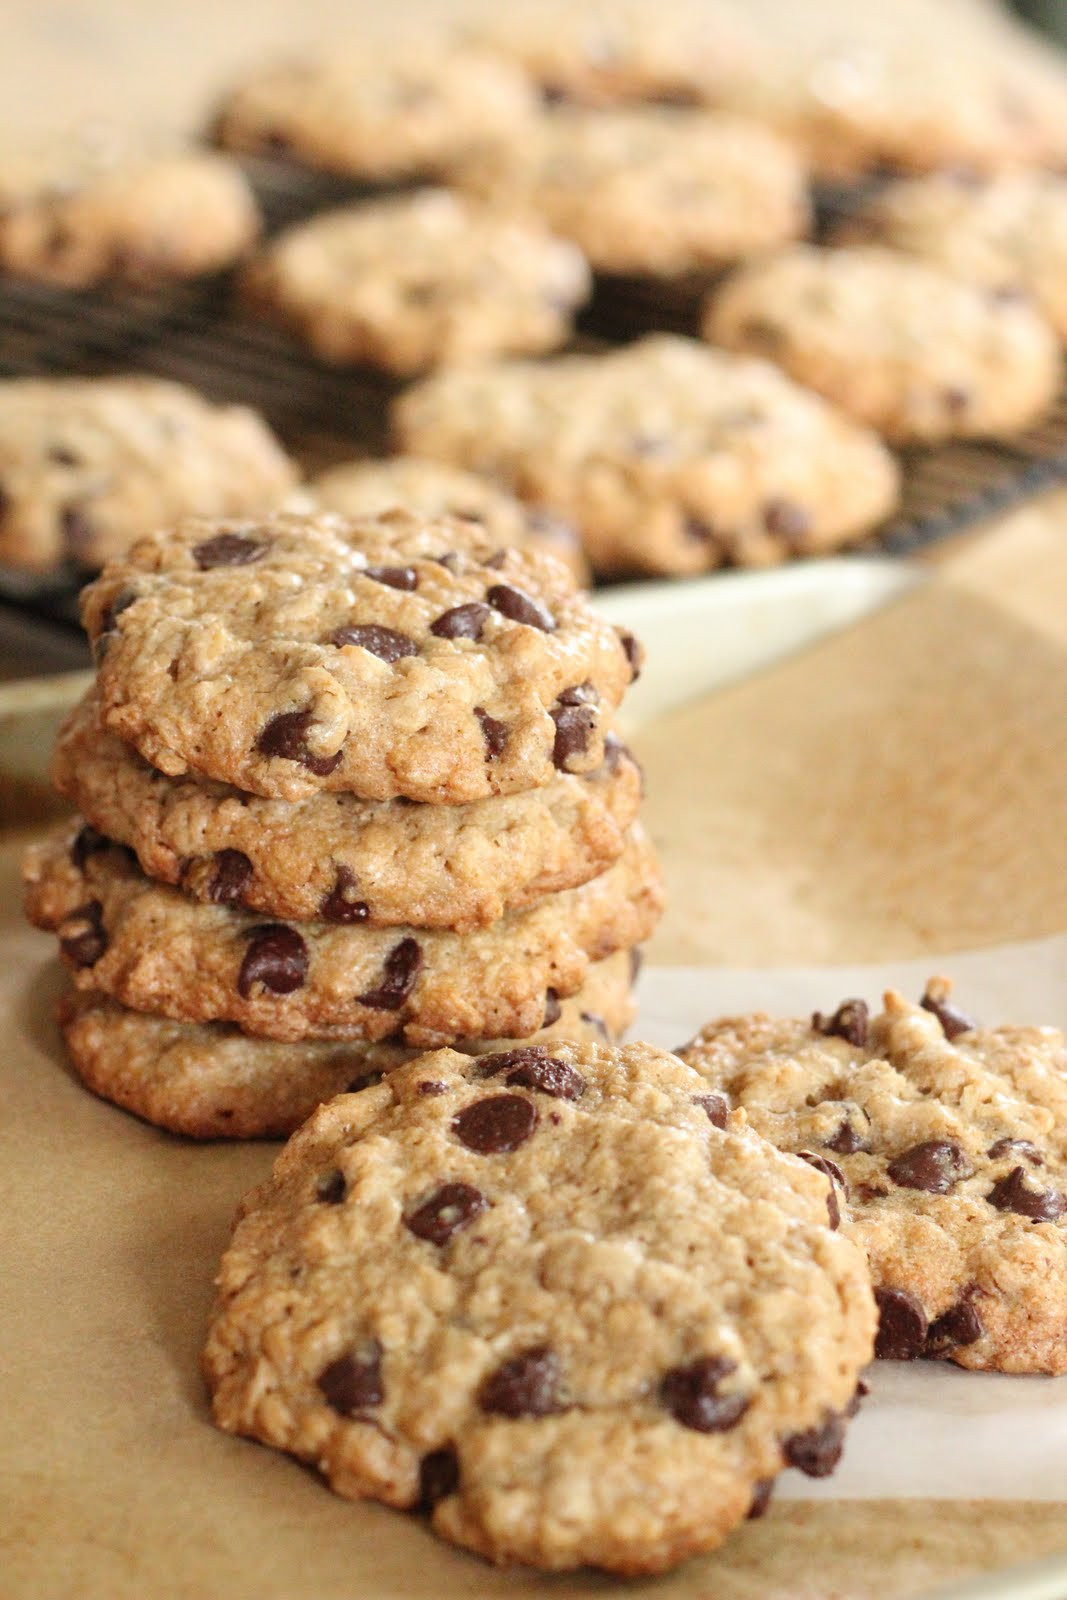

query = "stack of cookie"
[23,508,661,1137]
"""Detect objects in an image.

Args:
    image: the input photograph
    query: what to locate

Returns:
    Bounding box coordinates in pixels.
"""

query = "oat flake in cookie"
[81,510,636,803]
[203,1041,875,1573]
[681,980,1067,1374]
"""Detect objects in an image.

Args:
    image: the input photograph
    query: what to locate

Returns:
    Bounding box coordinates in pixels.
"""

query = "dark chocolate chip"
[486,584,555,632]
[798,1151,846,1228]
[405,1182,488,1245]
[550,702,596,769]
[920,987,976,1040]
[317,1342,384,1414]
[478,1346,562,1417]
[887,1139,972,1194]
[824,1111,869,1155]
[356,938,423,1010]
[747,1479,775,1520]
[319,866,370,924]
[556,680,598,707]
[764,498,812,543]
[694,1092,729,1129]
[193,533,265,570]
[812,999,869,1047]
[845,1379,869,1417]
[474,706,508,759]
[417,1446,459,1512]
[60,900,107,968]
[364,564,418,591]
[237,924,309,998]
[256,709,343,776]
[453,1094,538,1154]
[430,602,490,640]
[317,1169,346,1204]
[660,1356,750,1434]
[417,1080,449,1096]
[874,1286,928,1359]
[93,588,137,655]
[618,630,642,680]
[579,1011,609,1039]
[330,624,418,663]
[479,1046,551,1077]
[925,1295,983,1357]
[987,1137,1043,1165]
[206,849,253,906]
[987,1165,1066,1222]
[542,988,561,1027]
[504,1055,585,1100]
[783,1413,846,1478]
[70,824,109,871]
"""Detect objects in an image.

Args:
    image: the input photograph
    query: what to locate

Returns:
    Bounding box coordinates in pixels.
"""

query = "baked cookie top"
[681,981,1067,1374]
[53,695,642,929]
[24,824,662,1047]
[0,377,297,574]
[309,455,588,585]
[456,107,809,277]
[211,44,536,181]
[241,189,590,373]
[203,1040,875,1573]
[0,131,259,289]
[394,334,899,578]
[705,245,1062,445]
[81,511,638,803]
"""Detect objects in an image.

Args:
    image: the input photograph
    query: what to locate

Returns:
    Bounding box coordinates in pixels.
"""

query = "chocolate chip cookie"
[82,511,637,803]
[56,949,637,1138]
[309,455,588,585]
[681,981,1067,1374]
[455,107,809,278]
[241,189,590,374]
[202,1039,875,1572]
[705,245,1062,445]
[52,699,642,930]
[24,824,662,1046]
[393,335,900,578]
[0,377,298,573]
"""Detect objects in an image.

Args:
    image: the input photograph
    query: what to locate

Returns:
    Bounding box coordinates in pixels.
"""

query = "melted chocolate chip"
[193,533,265,569]
[920,986,976,1039]
[60,901,107,968]
[237,924,309,997]
[70,825,109,871]
[874,1286,928,1359]
[925,1295,983,1357]
[430,602,490,640]
[405,1182,488,1245]
[417,1446,459,1512]
[330,624,418,663]
[551,702,596,769]
[478,1346,562,1417]
[542,988,561,1027]
[764,499,811,544]
[363,564,418,591]
[474,706,508,759]
[783,1413,846,1477]
[317,1343,384,1414]
[747,1479,775,1520]
[504,1055,585,1100]
[357,938,423,1010]
[319,866,370,924]
[256,710,342,776]
[887,1140,972,1194]
[453,1094,538,1154]
[206,850,253,905]
[317,1169,346,1204]
[987,1165,1066,1222]
[987,1137,1043,1165]
[486,584,555,632]
[694,1092,729,1129]
[812,999,869,1047]
[618,630,642,680]
[798,1151,846,1228]
[479,1046,550,1077]
[661,1356,750,1434]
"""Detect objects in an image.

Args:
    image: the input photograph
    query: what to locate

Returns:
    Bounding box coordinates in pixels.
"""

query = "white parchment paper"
[634,937,1067,1502]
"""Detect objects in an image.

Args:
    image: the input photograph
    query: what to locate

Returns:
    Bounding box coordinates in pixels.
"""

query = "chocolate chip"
[987,1137,1043,1165]
[824,1110,869,1155]
[943,386,970,415]
[764,499,811,544]
[317,1343,384,1414]
[479,1045,549,1076]
[60,901,107,968]
[46,443,80,466]
[747,1479,775,1520]
[430,602,490,640]
[542,988,561,1027]
[845,1379,869,1417]
[94,588,137,653]
[256,710,343,777]
[618,630,642,680]
[579,1011,609,1039]
[783,1413,846,1477]
[474,706,508,759]
[237,924,309,997]
[193,533,265,569]
[405,1182,488,1245]
[478,1347,562,1416]
[660,1356,749,1433]
[887,1140,972,1194]
[504,1055,585,1100]
[684,515,721,546]
[920,986,976,1040]
[330,624,418,663]
[812,999,869,1047]
[417,1080,448,1096]
[356,938,422,1009]
[987,1165,1066,1222]
[70,825,109,871]
[316,1169,346,1204]
[319,866,370,924]
[798,1151,846,1228]
[629,946,643,982]
[551,702,596,769]
[453,1094,538,1154]
[486,584,555,632]
[364,564,418,591]
[206,850,253,905]
[926,1295,983,1357]
[417,1446,459,1512]
[61,506,94,556]
[694,1092,729,1129]
[874,1286,928,1359]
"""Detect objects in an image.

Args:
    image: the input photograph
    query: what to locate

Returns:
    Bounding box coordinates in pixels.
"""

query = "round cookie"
[833,171,1067,346]
[202,1039,875,1573]
[211,44,536,181]
[52,703,642,930]
[704,245,1062,445]
[680,981,1067,1375]
[455,107,809,278]
[241,190,590,375]
[81,510,638,803]
[309,455,588,586]
[0,134,260,290]
[393,334,900,579]
[56,949,637,1138]
[23,824,663,1046]
[0,377,298,573]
